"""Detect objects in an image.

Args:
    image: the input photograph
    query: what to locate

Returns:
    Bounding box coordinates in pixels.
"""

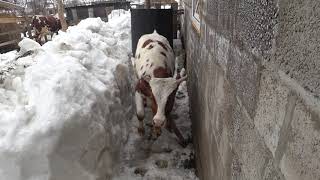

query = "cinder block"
[229,98,282,180]
[275,0,320,96]
[254,71,290,157]
[280,102,320,180]
[227,47,260,119]
[235,0,277,57]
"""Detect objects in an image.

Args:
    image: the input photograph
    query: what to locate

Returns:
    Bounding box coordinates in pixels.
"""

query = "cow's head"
[150,76,186,131]
[32,16,49,34]
[137,68,187,137]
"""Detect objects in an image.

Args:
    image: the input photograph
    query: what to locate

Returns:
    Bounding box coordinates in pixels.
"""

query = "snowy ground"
[0,10,197,180]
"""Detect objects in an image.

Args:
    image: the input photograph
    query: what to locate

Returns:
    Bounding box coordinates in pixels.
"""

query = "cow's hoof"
[134,167,147,176]
[151,134,159,141]
[137,127,145,136]
[153,127,162,137]
[149,131,160,141]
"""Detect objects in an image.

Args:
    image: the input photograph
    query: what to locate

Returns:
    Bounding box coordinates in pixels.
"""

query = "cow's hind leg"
[37,37,42,45]
[135,91,145,136]
[163,89,187,146]
[170,118,187,148]
[43,34,48,43]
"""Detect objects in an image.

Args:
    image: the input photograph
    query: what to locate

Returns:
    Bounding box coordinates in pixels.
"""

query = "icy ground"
[0,10,197,180]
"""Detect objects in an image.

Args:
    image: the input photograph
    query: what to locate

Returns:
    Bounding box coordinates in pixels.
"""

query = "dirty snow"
[0,10,197,180]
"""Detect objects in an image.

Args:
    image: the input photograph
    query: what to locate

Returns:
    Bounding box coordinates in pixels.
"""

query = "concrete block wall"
[180,0,320,179]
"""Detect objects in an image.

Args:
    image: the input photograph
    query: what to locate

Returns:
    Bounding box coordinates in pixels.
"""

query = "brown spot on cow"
[147,45,154,49]
[157,41,168,51]
[142,39,153,48]
[153,67,171,78]
[143,71,146,76]
[150,63,153,67]
[160,52,167,57]
[138,54,140,59]
[146,59,149,62]
[140,66,144,70]
[135,78,153,98]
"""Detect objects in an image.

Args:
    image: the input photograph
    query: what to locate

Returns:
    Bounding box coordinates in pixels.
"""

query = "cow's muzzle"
[151,120,165,140]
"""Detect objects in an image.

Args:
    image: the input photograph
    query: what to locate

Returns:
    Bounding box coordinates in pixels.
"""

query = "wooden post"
[27,23,32,38]
[57,0,68,31]
[145,0,151,9]
[23,13,32,38]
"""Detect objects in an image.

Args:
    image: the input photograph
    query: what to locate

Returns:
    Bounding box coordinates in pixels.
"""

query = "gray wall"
[180,0,320,179]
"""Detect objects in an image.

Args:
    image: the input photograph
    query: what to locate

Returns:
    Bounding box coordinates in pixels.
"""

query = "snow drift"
[0,11,132,180]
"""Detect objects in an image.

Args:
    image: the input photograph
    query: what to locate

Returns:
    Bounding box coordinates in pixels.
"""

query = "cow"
[134,31,187,147]
[31,15,61,44]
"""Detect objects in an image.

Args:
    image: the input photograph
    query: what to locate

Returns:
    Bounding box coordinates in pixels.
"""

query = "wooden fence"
[0,15,27,53]
[0,1,31,53]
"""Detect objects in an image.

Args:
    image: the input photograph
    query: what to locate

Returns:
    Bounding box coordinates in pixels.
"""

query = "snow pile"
[0,11,132,180]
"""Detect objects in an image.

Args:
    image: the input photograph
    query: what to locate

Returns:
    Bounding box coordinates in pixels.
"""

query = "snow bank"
[0,11,132,180]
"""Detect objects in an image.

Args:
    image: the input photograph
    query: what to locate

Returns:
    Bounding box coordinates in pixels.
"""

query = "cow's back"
[32,15,61,33]
[45,16,61,32]
[134,31,174,79]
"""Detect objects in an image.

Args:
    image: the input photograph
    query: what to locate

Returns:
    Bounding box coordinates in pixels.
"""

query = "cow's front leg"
[135,91,145,136]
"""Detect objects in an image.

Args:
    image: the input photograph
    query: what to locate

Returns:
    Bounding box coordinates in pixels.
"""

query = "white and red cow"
[31,15,61,44]
[134,31,187,147]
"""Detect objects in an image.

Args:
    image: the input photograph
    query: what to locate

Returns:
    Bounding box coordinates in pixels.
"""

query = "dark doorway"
[93,6,107,18]
[77,7,89,19]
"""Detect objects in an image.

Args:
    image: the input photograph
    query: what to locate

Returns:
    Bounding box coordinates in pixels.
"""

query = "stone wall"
[180,0,320,179]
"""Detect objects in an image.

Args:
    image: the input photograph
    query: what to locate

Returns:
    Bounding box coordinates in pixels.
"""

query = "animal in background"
[31,15,61,44]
